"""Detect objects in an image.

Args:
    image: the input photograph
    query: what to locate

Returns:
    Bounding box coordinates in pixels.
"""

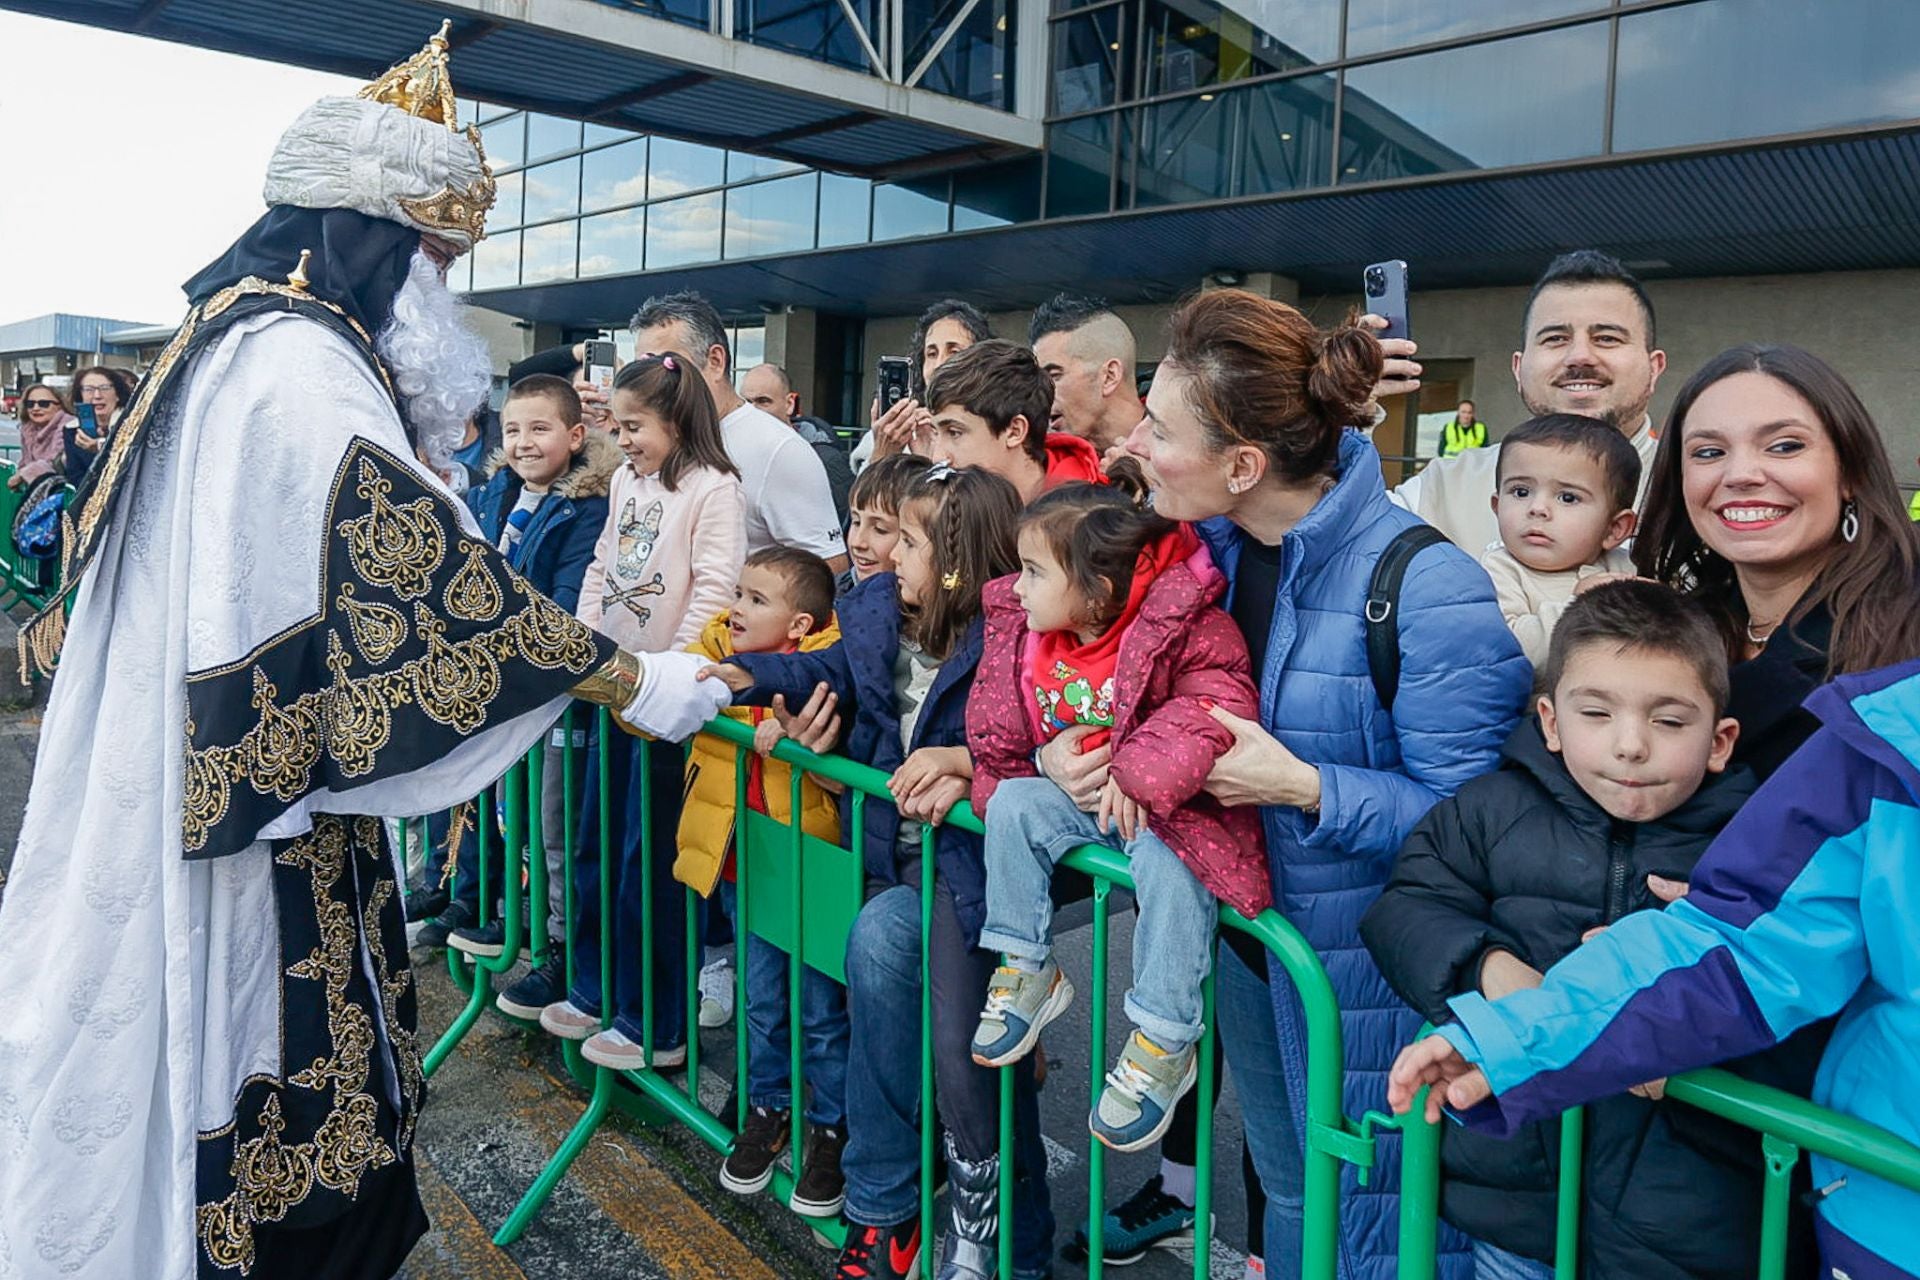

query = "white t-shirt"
[720,401,845,560]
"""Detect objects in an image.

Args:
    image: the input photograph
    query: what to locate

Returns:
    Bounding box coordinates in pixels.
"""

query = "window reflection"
[471,230,521,291]
[818,173,873,246]
[726,174,819,257]
[737,0,879,71]
[583,139,649,214]
[650,137,728,198]
[1338,21,1607,182]
[584,121,639,147]
[1052,7,1124,115]
[647,191,724,267]
[1046,114,1116,217]
[480,115,524,172]
[731,325,767,377]
[953,157,1042,229]
[1613,0,1920,152]
[1134,73,1335,206]
[522,221,578,283]
[526,114,583,163]
[523,157,581,225]
[873,179,950,240]
[492,171,525,230]
[1345,0,1601,58]
[1137,0,1337,98]
[728,150,808,183]
[906,0,1016,109]
[579,207,645,278]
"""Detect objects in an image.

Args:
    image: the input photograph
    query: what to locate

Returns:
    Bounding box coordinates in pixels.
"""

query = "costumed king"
[0,25,726,1280]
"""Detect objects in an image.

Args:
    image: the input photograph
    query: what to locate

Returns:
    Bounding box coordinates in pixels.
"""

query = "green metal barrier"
[419,706,1389,1275]
[1391,1043,1920,1279]
[411,705,1920,1280]
[0,458,70,615]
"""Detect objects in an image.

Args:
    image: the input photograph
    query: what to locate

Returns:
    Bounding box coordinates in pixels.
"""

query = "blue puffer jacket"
[1199,430,1529,1280]
[728,571,993,945]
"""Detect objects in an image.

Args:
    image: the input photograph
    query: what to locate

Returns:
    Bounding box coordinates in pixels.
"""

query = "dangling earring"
[1841,499,1859,544]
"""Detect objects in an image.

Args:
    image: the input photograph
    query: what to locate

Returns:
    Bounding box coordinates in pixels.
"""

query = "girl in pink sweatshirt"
[542,354,746,1069]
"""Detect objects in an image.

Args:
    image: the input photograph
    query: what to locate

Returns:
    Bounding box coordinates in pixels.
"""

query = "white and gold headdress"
[261,21,496,250]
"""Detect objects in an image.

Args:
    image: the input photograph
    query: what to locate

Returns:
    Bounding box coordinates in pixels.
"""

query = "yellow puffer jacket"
[674,611,843,896]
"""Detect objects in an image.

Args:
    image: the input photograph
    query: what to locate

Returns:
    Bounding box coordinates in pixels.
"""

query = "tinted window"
[650,137,728,198]
[726,173,819,257]
[491,171,525,230]
[1614,0,1920,152]
[471,230,521,291]
[647,192,725,267]
[1339,21,1608,182]
[522,157,581,224]
[818,173,873,247]
[873,179,951,240]
[952,157,1043,229]
[1346,0,1603,57]
[1052,7,1125,114]
[728,150,808,182]
[1045,114,1116,216]
[582,139,649,214]
[579,207,645,278]
[521,221,578,283]
[1137,0,1334,99]
[480,115,524,171]
[526,113,583,162]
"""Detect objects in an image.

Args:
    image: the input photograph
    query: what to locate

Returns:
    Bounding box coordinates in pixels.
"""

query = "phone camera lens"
[1365,268,1384,294]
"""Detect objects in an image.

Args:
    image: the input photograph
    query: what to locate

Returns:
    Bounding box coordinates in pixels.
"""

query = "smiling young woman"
[1634,344,1920,778]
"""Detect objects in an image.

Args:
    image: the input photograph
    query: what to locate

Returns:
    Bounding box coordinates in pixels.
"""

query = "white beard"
[375,249,492,470]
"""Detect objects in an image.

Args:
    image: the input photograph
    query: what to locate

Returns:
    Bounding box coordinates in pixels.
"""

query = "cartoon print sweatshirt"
[577,457,747,654]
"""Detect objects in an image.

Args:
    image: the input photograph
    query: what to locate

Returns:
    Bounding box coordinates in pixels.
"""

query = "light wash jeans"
[1471,1238,1555,1280]
[977,776,1218,1049]
[1218,942,1305,1280]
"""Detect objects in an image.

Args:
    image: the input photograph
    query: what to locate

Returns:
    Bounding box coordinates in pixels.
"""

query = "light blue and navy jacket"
[1438,658,1920,1279]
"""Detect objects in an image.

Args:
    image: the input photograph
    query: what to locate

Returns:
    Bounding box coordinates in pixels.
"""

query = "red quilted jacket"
[966,535,1272,918]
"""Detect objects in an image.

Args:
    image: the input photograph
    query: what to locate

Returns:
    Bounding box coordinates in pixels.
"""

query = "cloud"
[0,13,360,326]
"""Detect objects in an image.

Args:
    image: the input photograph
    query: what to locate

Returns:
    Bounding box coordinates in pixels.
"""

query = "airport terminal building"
[17,0,1920,469]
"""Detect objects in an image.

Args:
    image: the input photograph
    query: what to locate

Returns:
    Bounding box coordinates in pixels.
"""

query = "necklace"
[1745,617,1778,647]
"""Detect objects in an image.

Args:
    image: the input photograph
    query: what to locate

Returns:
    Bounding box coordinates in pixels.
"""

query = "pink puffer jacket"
[967,537,1272,918]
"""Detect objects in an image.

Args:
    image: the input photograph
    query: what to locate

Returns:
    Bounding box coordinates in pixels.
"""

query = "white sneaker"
[698,955,735,1029]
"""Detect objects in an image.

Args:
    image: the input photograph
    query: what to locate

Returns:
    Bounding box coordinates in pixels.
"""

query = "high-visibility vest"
[1441,418,1487,457]
[1908,488,1920,522]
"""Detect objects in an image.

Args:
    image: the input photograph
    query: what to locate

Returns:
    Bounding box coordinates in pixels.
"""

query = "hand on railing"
[889,746,971,824]
[1389,1033,1492,1124]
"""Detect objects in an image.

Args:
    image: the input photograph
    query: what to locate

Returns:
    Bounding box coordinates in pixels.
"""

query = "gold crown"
[362,20,495,245]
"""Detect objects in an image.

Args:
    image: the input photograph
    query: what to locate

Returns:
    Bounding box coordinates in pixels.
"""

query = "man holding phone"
[1380,250,1667,555]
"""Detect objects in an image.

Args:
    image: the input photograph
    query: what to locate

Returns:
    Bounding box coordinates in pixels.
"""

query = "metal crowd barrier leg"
[426,763,529,1077]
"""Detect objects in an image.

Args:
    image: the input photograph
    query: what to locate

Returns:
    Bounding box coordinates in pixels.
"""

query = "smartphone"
[75,403,100,438]
[877,356,912,415]
[584,340,618,391]
[1363,259,1412,342]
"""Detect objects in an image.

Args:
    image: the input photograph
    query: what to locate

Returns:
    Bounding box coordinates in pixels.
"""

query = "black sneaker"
[404,882,448,922]
[788,1122,846,1218]
[835,1219,920,1280]
[412,900,476,951]
[1062,1172,1198,1266]
[719,1105,790,1195]
[448,920,506,958]
[496,956,566,1020]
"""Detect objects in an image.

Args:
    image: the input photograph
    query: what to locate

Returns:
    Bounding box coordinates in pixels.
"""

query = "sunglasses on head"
[24,399,59,409]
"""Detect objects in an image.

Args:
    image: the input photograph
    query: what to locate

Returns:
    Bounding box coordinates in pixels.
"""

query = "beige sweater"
[1481,543,1637,666]
[578,461,746,654]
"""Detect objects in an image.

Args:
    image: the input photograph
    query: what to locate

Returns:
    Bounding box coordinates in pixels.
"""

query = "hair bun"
[1307,323,1384,429]
[1100,455,1152,505]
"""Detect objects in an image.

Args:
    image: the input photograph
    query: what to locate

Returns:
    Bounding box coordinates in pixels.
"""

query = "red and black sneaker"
[834,1219,920,1280]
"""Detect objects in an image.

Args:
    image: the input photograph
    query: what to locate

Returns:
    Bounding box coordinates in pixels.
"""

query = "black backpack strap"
[1366,524,1450,714]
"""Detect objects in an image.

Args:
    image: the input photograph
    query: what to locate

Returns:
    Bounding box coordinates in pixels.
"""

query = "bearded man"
[0,26,724,1280]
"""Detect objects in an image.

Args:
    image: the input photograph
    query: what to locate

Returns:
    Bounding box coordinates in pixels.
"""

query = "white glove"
[617,649,731,742]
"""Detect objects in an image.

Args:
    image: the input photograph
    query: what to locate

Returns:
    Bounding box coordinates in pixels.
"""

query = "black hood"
[1499,715,1754,838]
[184,205,420,339]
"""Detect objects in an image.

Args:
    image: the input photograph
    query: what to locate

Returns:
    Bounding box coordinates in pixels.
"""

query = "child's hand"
[888,746,970,800]
[1389,1034,1490,1124]
[752,718,787,757]
[1097,778,1147,843]
[899,774,969,825]
[697,663,753,694]
[772,685,842,754]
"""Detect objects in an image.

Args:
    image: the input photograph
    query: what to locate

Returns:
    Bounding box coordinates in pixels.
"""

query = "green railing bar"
[527,743,549,964]
[426,763,529,1077]
[789,759,809,1209]
[918,821,937,1269]
[1664,1069,1920,1193]
[1087,878,1110,1278]
[1554,1107,1583,1279]
[1757,1132,1799,1280]
[1194,968,1217,1273]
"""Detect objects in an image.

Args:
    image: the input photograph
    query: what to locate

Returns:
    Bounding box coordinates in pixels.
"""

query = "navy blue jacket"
[463,433,618,614]
[729,571,992,945]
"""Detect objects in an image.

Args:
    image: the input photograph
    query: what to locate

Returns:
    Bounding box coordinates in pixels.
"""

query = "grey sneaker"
[698,954,735,1029]
[1090,1031,1198,1153]
[969,958,1073,1068]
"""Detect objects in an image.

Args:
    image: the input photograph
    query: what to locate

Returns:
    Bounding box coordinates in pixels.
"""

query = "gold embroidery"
[322,633,392,778]
[408,602,502,734]
[570,649,643,711]
[338,457,446,600]
[183,712,232,853]
[337,582,407,663]
[443,541,503,622]
[245,668,325,802]
[195,819,399,1273]
[361,857,424,1152]
[513,588,605,674]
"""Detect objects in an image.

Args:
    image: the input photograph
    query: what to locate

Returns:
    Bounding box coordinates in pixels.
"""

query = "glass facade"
[731,0,1018,108]
[457,0,1920,295]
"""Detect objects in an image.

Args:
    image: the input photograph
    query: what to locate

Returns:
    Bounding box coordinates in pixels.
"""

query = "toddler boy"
[1481,413,1640,664]
[1362,582,1781,1279]
[677,547,852,1219]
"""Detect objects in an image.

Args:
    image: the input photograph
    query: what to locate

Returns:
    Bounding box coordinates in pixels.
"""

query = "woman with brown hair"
[7,381,72,489]
[64,364,137,482]
[1101,288,1529,1276]
[1634,343,1920,779]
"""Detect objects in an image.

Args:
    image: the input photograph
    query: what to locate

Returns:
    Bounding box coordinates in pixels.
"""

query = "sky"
[0,12,358,327]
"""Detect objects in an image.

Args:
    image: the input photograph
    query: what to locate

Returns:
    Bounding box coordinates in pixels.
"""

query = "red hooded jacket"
[1042,432,1106,489]
[966,529,1273,918]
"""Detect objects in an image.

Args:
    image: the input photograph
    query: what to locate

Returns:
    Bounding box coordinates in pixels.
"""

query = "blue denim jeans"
[741,913,850,1126]
[841,875,1054,1274]
[1218,942,1304,1280]
[566,736,687,1052]
[1472,1238,1555,1280]
[977,776,1217,1049]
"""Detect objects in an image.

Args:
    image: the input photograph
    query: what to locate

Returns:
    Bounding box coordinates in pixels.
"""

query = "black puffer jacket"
[1362,719,1818,1279]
